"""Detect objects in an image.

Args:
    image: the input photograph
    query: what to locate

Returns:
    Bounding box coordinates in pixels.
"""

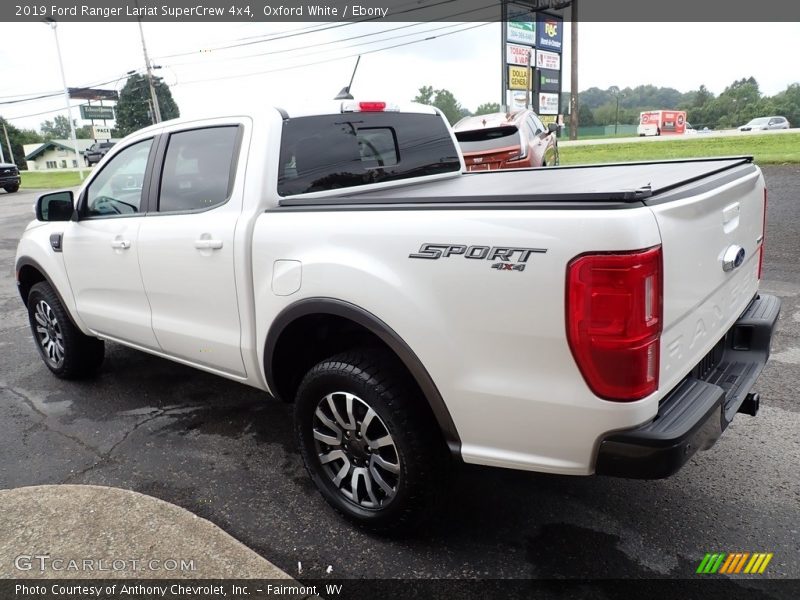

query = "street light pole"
[615,93,620,135]
[46,20,85,180]
[136,2,162,124]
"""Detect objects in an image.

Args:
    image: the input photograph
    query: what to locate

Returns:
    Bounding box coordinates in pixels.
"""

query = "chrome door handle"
[111,239,131,249]
[194,239,223,250]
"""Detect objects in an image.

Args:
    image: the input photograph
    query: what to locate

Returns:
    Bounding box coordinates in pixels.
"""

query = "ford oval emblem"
[722,245,746,272]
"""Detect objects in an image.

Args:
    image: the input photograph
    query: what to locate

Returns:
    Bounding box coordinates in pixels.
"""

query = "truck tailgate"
[645,161,766,396]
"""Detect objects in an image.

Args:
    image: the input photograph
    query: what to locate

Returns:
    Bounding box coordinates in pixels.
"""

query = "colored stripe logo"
[696,552,773,574]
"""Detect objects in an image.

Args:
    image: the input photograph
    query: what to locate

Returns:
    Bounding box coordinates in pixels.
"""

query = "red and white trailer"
[637,110,686,136]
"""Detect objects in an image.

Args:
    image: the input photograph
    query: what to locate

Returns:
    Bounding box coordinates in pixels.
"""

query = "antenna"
[334,55,362,100]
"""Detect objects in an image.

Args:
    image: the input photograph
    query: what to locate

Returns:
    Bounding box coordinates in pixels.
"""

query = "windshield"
[455,126,521,153]
[746,118,770,126]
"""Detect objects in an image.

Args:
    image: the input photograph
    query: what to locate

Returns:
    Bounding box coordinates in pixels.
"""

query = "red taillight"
[566,246,663,401]
[758,187,767,280]
[358,101,386,112]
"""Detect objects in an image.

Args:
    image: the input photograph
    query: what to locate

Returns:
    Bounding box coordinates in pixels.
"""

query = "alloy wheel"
[312,391,401,509]
[34,300,65,368]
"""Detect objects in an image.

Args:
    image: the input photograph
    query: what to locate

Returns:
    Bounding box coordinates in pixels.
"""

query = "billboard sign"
[506,6,535,46]
[506,43,532,66]
[69,88,119,101]
[536,49,561,71]
[80,105,115,120]
[536,15,563,53]
[507,90,529,110]
[538,92,560,115]
[92,126,112,140]
[537,68,560,93]
[508,66,530,91]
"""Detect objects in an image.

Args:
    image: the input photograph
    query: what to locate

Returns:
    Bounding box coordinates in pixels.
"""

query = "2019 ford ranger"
[14,101,780,531]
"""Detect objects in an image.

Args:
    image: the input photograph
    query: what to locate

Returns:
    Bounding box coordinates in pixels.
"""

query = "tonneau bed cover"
[279,156,755,208]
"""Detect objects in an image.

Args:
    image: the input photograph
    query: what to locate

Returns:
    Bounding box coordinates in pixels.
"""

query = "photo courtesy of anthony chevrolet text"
[1,0,799,599]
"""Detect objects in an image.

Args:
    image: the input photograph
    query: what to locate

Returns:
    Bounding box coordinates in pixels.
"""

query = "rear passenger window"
[278,112,460,196]
[158,126,239,213]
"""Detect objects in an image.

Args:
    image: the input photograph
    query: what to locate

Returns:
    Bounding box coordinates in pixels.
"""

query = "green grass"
[21,171,87,190]
[560,133,800,166]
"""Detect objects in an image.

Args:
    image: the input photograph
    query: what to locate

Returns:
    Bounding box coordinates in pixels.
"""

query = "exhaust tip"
[739,393,760,417]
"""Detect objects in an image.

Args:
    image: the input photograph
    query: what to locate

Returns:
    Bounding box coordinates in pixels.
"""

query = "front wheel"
[26,282,104,379]
[3,184,19,193]
[294,350,449,533]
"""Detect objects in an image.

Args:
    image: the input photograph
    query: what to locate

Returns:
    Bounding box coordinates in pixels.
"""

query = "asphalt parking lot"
[1,168,798,581]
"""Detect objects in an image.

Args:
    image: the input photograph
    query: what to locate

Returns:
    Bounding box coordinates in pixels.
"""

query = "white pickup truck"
[15,101,780,531]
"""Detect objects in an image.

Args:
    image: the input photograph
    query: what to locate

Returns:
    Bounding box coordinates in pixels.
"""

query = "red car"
[453,110,559,171]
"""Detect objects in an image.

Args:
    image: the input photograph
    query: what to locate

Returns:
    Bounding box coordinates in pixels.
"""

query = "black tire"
[295,349,449,533]
[26,281,104,379]
[85,157,90,166]
[4,184,19,193]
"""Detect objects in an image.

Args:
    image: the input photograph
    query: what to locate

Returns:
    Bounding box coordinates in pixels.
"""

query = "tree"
[770,83,800,129]
[578,103,595,126]
[75,125,93,139]
[412,85,435,106]
[40,115,75,140]
[432,89,465,125]
[411,86,465,125]
[474,102,501,116]
[0,116,44,170]
[115,74,180,137]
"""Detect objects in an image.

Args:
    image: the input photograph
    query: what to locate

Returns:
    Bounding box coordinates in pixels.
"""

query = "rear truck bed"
[272,155,779,478]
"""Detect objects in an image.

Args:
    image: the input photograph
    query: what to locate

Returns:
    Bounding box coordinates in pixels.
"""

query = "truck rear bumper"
[594,293,781,479]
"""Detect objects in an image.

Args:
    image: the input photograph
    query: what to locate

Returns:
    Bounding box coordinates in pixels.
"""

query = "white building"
[23,139,119,171]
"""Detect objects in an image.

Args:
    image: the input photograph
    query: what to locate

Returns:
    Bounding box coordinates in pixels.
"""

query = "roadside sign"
[507,90,528,110]
[536,15,563,53]
[508,66,530,91]
[506,11,535,45]
[538,92,560,115]
[506,43,532,66]
[536,49,561,71]
[537,68,561,93]
[80,105,115,120]
[69,88,119,101]
[92,126,112,140]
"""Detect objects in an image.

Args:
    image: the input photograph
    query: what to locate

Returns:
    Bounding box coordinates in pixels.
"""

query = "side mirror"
[547,122,559,135]
[36,191,74,222]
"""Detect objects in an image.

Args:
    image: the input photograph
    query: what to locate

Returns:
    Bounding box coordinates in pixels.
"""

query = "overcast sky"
[1,21,799,131]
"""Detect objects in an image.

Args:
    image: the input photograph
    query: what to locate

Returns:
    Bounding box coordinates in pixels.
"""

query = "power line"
[177,22,493,86]
[166,3,498,69]
[0,71,140,106]
[153,0,463,60]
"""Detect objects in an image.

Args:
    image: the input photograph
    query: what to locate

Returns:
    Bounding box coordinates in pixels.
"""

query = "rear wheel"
[3,184,18,193]
[26,282,104,379]
[294,349,449,532]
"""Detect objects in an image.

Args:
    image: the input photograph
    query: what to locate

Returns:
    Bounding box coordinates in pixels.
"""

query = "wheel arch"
[264,297,461,456]
[16,257,81,329]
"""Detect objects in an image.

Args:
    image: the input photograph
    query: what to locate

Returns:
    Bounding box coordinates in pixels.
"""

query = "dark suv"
[0,162,20,193]
[84,142,115,166]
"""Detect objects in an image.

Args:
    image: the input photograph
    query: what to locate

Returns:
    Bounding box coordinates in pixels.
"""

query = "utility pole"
[500,0,507,111]
[136,2,162,124]
[45,19,85,180]
[2,121,14,166]
[569,0,578,140]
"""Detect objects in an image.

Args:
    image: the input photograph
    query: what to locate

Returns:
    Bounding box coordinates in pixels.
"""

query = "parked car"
[16,101,778,531]
[83,142,115,166]
[739,116,790,131]
[0,161,20,193]
[453,110,559,171]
